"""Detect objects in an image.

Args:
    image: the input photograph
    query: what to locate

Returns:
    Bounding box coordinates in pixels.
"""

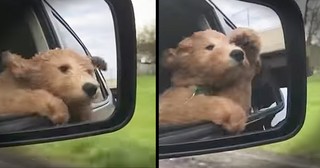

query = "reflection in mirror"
[159,0,287,144]
[0,0,117,133]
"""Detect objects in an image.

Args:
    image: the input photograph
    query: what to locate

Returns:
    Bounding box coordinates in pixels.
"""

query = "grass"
[13,75,156,168]
[6,74,319,165]
[260,74,320,159]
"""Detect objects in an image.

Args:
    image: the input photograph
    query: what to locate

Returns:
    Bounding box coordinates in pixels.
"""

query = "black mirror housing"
[159,0,306,159]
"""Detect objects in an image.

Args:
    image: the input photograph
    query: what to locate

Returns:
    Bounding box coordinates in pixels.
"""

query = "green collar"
[184,85,217,104]
[193,86,216,95]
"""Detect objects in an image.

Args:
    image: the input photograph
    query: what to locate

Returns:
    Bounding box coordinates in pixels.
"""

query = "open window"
[42,0,116,122]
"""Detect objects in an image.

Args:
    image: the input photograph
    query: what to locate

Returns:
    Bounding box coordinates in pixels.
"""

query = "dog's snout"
[230,49,244,62]
[82,83,98,97]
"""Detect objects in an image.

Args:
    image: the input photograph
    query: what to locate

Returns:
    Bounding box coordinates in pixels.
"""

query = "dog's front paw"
[229,27,261,54]
[46,98,70,124]
[216,104,247,133]
[223,112,247,134]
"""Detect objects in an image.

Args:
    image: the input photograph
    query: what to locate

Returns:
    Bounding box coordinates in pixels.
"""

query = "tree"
[305,0,320,45]
[137,23,155,62]
[304,0,309,24]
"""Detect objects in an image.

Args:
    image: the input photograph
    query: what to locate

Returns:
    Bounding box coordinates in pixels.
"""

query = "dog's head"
[4,48,107,103]
[163,29,253,87]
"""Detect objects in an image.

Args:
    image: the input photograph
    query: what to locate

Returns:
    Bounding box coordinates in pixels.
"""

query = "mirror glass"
[159,0,287,144]
[0,0,117,133]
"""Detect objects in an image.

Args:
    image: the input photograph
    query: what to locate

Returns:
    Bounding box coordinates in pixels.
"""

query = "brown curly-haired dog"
[0,48,107,124]
[159,28,261,133]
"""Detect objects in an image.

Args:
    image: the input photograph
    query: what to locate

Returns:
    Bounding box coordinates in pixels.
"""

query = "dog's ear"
[163,38,193,70]
[177,37,193,54]
[2,51,39,78]
[162,48,178,70]
[91,56,107,71]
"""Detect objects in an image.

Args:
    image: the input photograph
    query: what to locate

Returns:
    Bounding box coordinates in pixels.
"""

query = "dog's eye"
[86,69,94,75]
[58,65,70,73]
[205,44,215,50]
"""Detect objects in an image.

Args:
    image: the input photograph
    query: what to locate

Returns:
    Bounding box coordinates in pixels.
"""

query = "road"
[160,149,320,168]
[0,149,75,168]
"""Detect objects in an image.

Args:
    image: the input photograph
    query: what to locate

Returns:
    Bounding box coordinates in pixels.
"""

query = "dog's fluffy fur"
[159,28,261,133]
[0,48,107,124]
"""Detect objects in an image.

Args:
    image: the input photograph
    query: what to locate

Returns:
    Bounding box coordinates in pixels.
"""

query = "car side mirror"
[0,0,136,146]
[159,0,306,159]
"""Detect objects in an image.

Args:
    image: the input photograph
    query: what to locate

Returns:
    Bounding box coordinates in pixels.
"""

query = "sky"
[132,0,156,30]
[211,0,307,31]
[211,0,282,32]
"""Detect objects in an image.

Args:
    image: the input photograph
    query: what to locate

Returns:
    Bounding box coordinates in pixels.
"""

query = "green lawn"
[14,75,156,168]
[261,74,320,159]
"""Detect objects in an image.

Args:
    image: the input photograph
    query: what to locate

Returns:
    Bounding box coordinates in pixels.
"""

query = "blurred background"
[0,0,156,168]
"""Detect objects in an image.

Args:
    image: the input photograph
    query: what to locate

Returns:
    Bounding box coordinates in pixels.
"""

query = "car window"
[210,0,285,53]
[211,0,281,30]
[51,15,106,103]
[50,15,86,55]
[213,6,234,35]
[45,0,117,89]
[42,1,111,103]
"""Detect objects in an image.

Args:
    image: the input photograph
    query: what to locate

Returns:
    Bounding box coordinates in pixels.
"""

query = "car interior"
[0,1,55,133]
[159,0,286,144]
[0,2,38,59]
[0,0,116,133]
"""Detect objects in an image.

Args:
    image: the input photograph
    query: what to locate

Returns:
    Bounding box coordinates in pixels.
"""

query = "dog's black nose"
[230,49,244,62]
[82,83,98,97]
